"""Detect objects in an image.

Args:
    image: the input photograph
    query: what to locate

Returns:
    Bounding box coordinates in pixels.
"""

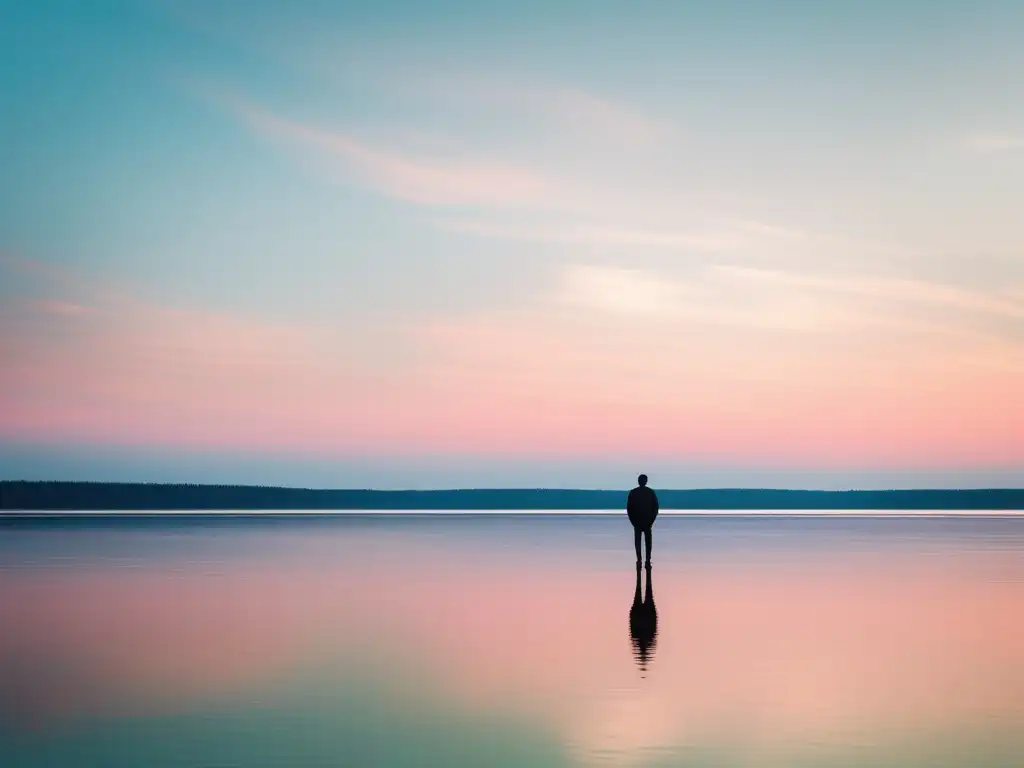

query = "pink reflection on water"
[0,541,1021,757]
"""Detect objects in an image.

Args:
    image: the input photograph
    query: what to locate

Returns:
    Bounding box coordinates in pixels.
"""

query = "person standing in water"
[627,474,659,566]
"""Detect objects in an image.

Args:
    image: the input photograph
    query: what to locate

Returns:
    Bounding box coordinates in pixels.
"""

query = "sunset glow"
[3,1,1023,487]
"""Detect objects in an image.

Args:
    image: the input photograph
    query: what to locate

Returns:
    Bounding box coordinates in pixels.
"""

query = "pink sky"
[2,256,1022,480]
[4,2,1024,488]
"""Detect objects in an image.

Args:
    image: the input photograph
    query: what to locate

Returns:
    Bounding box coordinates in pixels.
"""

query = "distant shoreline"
[1,481,1021,511]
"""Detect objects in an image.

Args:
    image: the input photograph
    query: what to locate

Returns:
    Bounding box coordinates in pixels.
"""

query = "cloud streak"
[220,96,557,207]
[713,265,1024,321]
[966,133,1024,151]
[205,86,689,221]
[556,264,692,317]
[543,263,1024,354]
[435,218,750,253]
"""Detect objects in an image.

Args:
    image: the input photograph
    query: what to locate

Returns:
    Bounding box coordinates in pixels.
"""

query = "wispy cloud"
[277,40,678,150]
[435,218,749,252]
[965,133,1024,151]
[546,263,907,335]
[556,264,692,317]
[218,95,557,207]
[208,86,979,297]
[713,265,1024,320]
[200,80,683,217]
[511,261,1024,368]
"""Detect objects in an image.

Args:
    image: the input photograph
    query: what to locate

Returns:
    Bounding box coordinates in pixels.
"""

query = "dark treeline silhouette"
[1,481,1021,511]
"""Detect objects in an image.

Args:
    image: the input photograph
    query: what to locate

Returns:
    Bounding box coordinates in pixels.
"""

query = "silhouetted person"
[629,563,658,673]
[626,474,659,566]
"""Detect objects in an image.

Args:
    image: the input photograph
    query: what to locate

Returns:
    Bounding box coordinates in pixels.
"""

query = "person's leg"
[644,527,653,565]
[634,526,642,563]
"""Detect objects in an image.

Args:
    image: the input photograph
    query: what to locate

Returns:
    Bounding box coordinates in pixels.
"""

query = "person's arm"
[626,488,636,516]
[652,490,659,520]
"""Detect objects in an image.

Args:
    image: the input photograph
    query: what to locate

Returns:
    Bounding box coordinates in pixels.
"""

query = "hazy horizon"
[2,444,1023,490]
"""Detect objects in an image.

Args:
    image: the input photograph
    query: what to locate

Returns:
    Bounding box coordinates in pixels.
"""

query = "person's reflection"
[629,563,658,674]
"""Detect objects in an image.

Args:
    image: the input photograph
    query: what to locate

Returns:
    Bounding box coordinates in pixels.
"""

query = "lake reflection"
[1,513,1022,767]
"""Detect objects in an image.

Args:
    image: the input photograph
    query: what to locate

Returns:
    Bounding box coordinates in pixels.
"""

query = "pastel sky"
[2,0,1023,488]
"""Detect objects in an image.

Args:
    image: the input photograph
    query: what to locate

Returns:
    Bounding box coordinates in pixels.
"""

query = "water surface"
[1,513,1022,766]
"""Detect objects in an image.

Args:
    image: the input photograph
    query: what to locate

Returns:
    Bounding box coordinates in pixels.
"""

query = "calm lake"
[1,512,1022,767]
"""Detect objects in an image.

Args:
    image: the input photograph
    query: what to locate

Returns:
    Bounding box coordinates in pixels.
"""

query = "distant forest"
[1,481,1021,511]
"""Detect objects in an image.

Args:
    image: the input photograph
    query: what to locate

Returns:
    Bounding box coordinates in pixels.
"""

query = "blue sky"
[2,1,1022,488]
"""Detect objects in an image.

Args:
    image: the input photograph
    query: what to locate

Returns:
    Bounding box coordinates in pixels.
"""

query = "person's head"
[637,474,648,487]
